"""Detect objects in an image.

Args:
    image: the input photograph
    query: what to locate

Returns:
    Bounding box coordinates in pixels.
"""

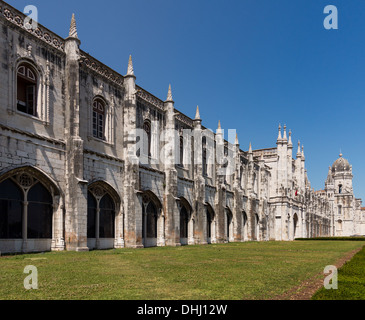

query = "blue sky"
[9,0,365,201]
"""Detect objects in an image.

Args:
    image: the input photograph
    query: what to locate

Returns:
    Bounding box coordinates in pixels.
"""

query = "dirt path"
[272,247,363,300]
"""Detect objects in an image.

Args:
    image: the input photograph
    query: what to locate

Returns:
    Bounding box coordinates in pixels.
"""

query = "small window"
[179,135,184,167]
[202,137,207,177]
[143,121,152,157]
[17,63,37,116]
[93,99,105,140]
[339,184,343,194]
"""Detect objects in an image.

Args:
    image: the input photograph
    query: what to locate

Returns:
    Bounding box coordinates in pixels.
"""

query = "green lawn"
[0,241,364,300]
[312,245,365,300]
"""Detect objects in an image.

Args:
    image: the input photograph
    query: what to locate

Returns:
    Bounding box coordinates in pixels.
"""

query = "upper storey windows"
[93,98,106,140]
[17,63,38,117]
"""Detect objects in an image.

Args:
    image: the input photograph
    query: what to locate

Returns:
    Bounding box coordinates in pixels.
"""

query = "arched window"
[27,182,53,239]
[226,210,233,241]
[179,135,184,167]
[143,120,152,157]
[17,63,37,116]
[180,206,189,239]
[202,137,207,177]
[0,179,23,239]
[339,184,343,194]
[0,175,53,240]
[99,194,115,238]
[146,202,157,238]
[206,205,215,243]
[93,98,106,140]
[87,188,116,239]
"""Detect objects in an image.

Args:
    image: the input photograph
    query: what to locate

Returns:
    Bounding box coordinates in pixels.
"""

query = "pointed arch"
[178,197,193,245]
[0,166,61,253]
[205,202,216,244]
[226,208,233,242]
[0,165,61,197]
[87,181,121,249]
[141,190,164,247]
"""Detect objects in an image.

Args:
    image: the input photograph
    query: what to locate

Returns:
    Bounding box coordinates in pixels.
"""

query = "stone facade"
[0,2,363,254]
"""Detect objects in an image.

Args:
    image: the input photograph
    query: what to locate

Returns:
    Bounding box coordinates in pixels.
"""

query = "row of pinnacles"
[0,3,363,254]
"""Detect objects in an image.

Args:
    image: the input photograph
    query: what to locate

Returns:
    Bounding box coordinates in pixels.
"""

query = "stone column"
[64,18,88,252]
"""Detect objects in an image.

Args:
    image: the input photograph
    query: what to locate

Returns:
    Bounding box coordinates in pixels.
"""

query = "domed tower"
[331,153,355,236]
[332,153,353,195]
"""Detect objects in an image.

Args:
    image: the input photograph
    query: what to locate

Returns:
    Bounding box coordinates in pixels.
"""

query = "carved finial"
[69,13,78,39]
[283,125,287,141]
[288,129,293,147]
[277,124,282,142]
[249,142,252,154]
[235,133,239,145]
[218,120,221,130]
[297,140,301,157]
[166,84,173,102]
[127,55,134,76]
[195,105,201,120]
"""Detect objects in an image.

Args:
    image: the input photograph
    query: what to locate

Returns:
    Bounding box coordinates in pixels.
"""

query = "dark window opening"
[93,99,105,140]
[0,179,23,239]
[99,194,115,238]
[17,64,37,116]
[180,206,189,238]
[27,182,53,239]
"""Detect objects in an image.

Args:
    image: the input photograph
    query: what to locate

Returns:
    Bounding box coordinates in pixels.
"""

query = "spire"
[277,124,282,143]
[217,120,222,135]
[194,105,201,120]
[166,84,173,102]
[301,145,305,159]
[326,166,334,184]
[283,125,287,142]
[288,129,293,147]
[297,141,302,158]
[69,13,78,39]
[235,133,239,145]
[248,142,253,162]
[127,55,134,76]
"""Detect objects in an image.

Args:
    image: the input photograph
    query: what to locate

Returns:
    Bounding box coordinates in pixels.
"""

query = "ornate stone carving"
[80,52,124,86]
[136,86,164,111]
[1,4,65,52]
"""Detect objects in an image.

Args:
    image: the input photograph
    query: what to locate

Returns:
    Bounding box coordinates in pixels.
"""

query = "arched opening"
[202,136,207,177]
[143,120,152,158]
[179,135,184,167]
[179,198,193,246]
[0,167,59,253]
[206,204,215,244]
[226,209,233,242]
[87,183,118,250]
[17,63,38,116]
[293,213,298,239]
[92,98,106,140]
[0,179,23,239]
[242,211,248,241]
[27,182,53,239]
[254,214,260,241]
[142,192,163,248]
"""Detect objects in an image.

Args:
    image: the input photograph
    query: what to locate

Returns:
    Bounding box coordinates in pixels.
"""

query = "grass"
[312,245,365,300]
[0,241,364,300]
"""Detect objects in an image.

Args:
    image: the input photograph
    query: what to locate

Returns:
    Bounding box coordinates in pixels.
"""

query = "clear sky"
[9,0,365,201]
